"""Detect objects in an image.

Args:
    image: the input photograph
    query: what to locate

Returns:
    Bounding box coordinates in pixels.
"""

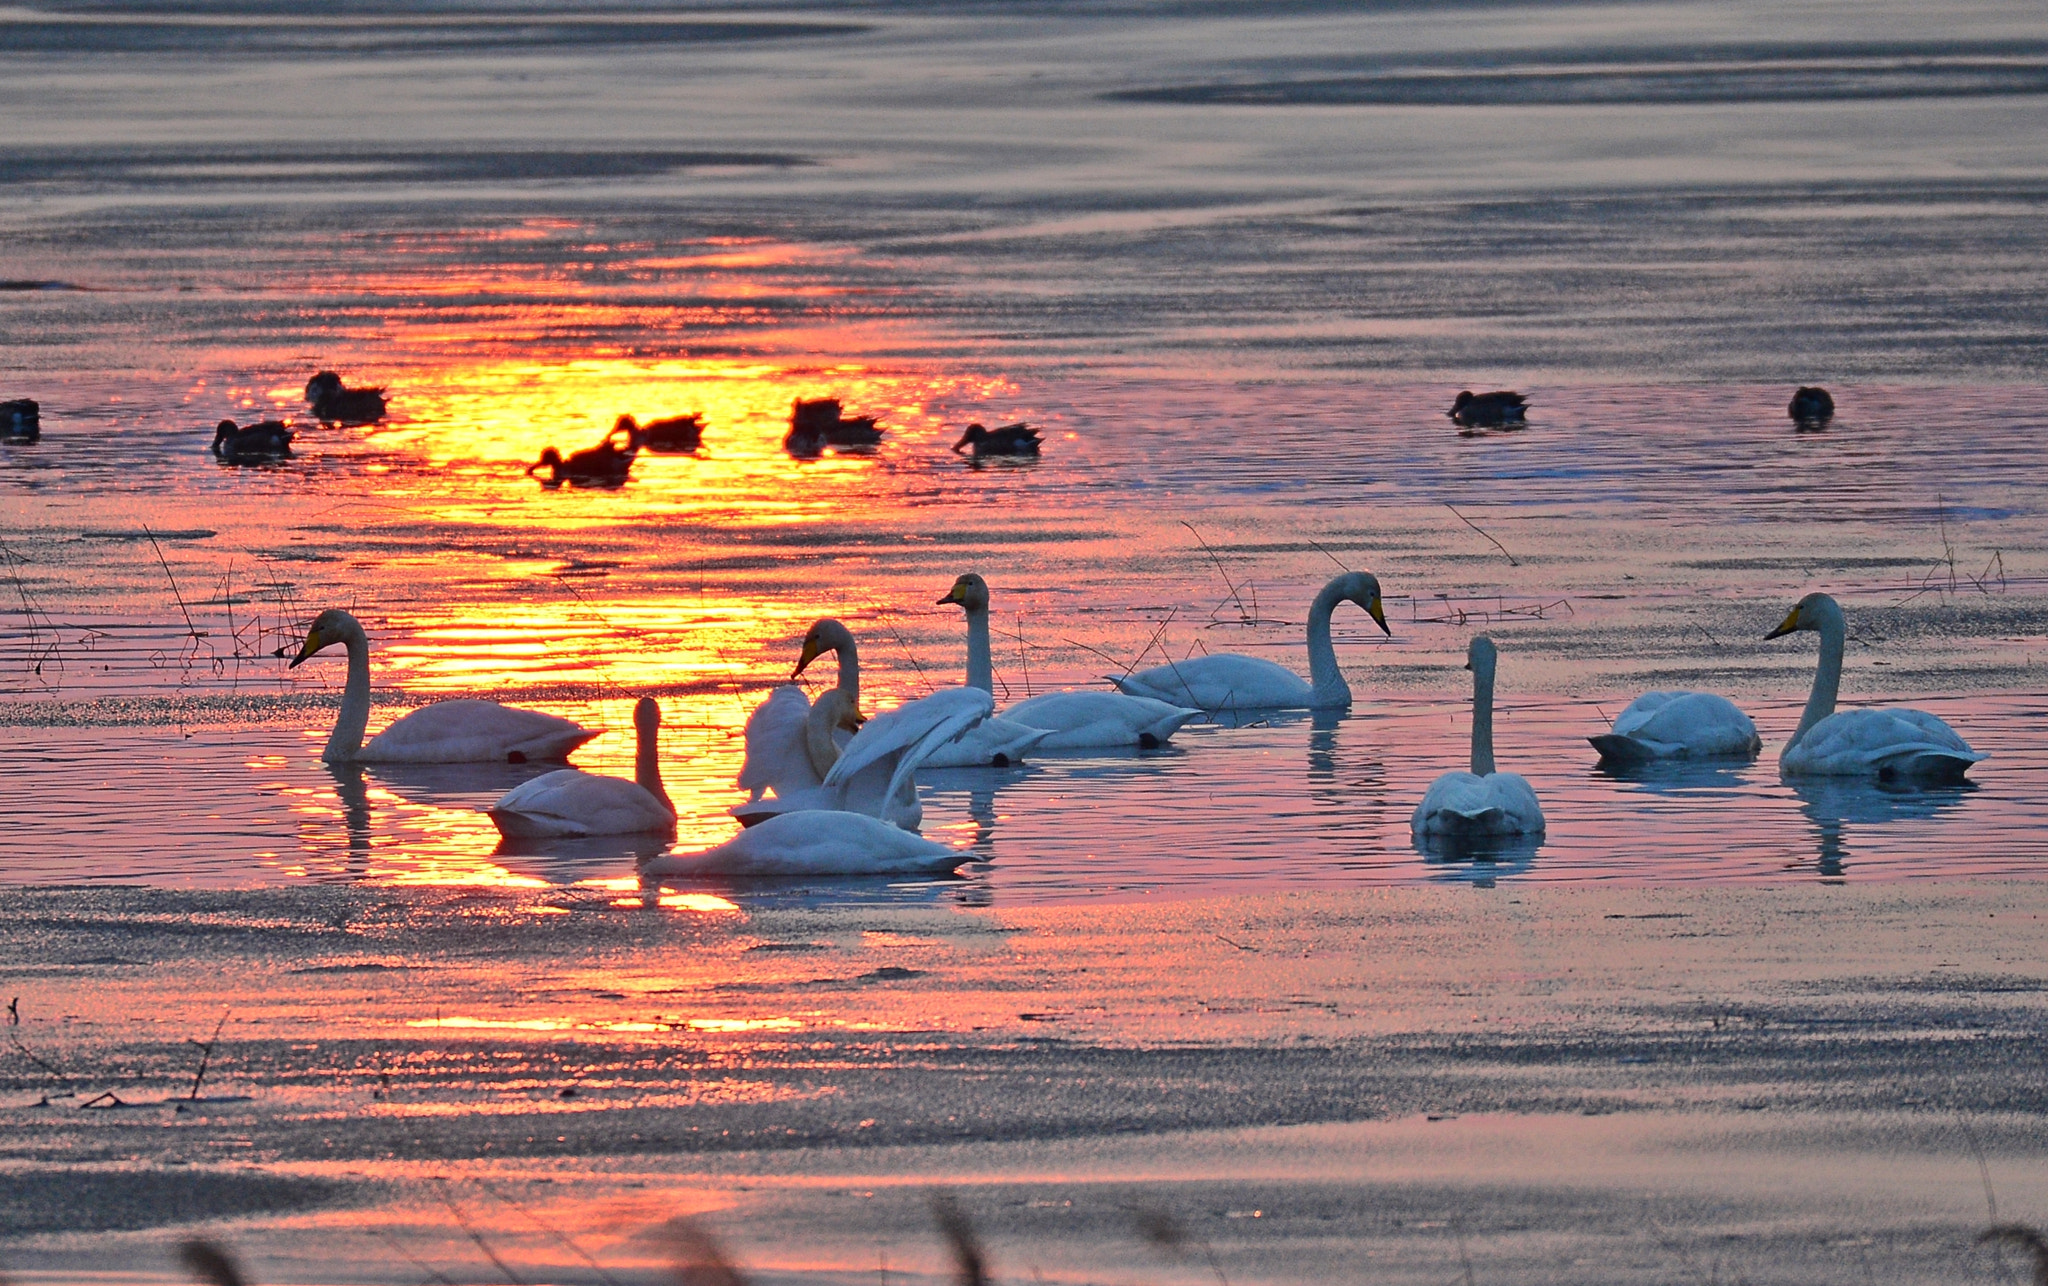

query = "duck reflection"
[1787,775,1977,878]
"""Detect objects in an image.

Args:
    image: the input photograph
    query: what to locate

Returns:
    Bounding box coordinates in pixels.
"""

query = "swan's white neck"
[826,631,860,708]
[324,624,373,763]
[1790,601,1846,752]
[1305,581,1352,707]
[635,714,671,812]
[963,601,993,693]
[1469,656,1497,776]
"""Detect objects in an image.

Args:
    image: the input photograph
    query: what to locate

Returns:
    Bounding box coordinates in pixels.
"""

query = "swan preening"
[733,686,994,830]
[1590,691,1760,765]
[1413,636,1545,839]
[489,697,675,838]
[1766,592,1985,782]
[1112,572,1390,711]
[290,609,597,764]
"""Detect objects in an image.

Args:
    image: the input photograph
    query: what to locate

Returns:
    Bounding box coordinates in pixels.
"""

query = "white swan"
[1766,592,1986,781]
[290,609,596,764]
[732,687,994,830]
[937,573,1198,749]
[1110,571,1390,711]
[1589,691,1760,764]
[736,619,861,803]
[488,697,676,838]
[1412,637,1545,839]
[918,574,1053,766]
[642,809,970,877]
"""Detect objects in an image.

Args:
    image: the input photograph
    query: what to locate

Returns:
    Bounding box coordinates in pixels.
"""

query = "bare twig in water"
[6,996,62,1077]
[433,1178,525,1284]
[654,1216,749,1286]
[1960,1114,2000,1223]
[1305,538,1352,573]
[1980,1226,2048,1286]
[188,1009,231,1100]
[884,621,938,696]
[929,1191,987,1286]
[1135,1206,1230,1286]
[477,1180,624,1286]
[1444,502,1519,567]
[1010,611,1032,699]
[178,1240,248,1286]
[1182,521,1256,624]
[143,524,205,648]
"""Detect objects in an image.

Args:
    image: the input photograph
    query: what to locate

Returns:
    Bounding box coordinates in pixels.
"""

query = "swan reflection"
[1787,775,1977,878]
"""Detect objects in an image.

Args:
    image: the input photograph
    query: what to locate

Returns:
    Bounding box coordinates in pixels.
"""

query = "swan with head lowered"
[1590,690,1760,765]
[641,807,972,878]
[488,697,675,838]
[1110,571,1391,711]
[939,573,1197,749]
[1413,636,1545,839]
[290,609,596,764]
[1765,592,1985,781]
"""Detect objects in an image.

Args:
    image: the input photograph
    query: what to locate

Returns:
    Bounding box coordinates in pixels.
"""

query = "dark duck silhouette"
[617,412,703,452]
[212,418,294,461]
[1447,390,1528,427]
[953,421,1042,458]
[2,398,38,442]
[305,371,388,424]
[784,397,884,457]
[528,418,638,488]
[1788,386,1835,425]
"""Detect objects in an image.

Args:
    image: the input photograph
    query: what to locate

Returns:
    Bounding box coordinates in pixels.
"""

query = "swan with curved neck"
[940,573,1198,748]
[1412,636,1545,838]
[737,619,865,803]
[290,609,596,764]
[1766,592,1984,780]
[1111,571,1391,711]
[488,697,676,838]
[732,686,994,831]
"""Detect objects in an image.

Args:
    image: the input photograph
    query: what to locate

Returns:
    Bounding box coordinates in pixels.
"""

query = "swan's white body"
[1590,691,1760,764]
[291,609,595,764]
[1767,593,1985,781]
[643,809,969,877]
[1413,637,1545,839]
[489,698,675,838]
[732,687,994,830]
[1109,572,1389,711]
[1003,691,1198,749]
[920,715,1051,767]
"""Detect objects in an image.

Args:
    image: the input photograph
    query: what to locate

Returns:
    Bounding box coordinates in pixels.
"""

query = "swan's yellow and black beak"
[1765,606,1802,640]
[838,707,867,733]
[793,633,823,679]
[287,625,327,669]
[937,576,972,606]
[1366,593,1390,635]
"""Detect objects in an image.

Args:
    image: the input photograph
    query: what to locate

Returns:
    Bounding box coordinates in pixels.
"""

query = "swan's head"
[289,609,364,668]
[1328,571,1391,635]
[1766,592,1842,640]
[811,687,866,733]
[937,573,990,612]
[1464,634,1498,675]
[951,423,988,453]
[305,371,342,403]
[634,696,660,734]
[794,618,854,678]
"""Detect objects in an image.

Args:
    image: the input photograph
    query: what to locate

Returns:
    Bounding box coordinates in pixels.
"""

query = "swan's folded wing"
[488,768,674,838]
[362,699,596,763]
[737,685,817,795]
[824,688,994,792]
[1793,708,1985,774]
[919,714,1050,767]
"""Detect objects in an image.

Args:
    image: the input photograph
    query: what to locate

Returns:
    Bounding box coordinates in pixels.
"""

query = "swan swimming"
[1766,592,1985,781]
[1110,571,1390,711]
[939,573,1197,748]
[1589,691,1760,765]
[732,686,994,830]
[488,697,676,838]
[641,808,970,877]
[1412,636,1545,839]
[289,608,597,764]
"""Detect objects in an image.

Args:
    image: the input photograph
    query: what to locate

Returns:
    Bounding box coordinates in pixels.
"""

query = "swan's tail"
[1428,805,1509,835]
[1588,734,1655,766]
[1874,747,1987,784]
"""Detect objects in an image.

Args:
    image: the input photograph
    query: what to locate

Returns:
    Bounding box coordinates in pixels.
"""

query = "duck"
[1765,592,1985,781]
[938,573,1196,749]
[288,608,597,764]
[953,422,1041,458]
[1110,571,1390,711]
[212,418,294,461]
[785,397,884,456]
[620,412,703,452]
[1412,636,1545,839]
[1788,386,1834,424]
[304,371,388,424]
[641,808,970,877]
[528,419,638,488]
[1589,691,1760,765]
[737,619,864,804]
[488,697,675,838]
[731,686,994,831]
[2,398,38,442]
[1447,390,1528,427]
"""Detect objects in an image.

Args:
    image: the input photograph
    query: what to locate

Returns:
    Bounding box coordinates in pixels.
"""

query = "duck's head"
[1450,391,1475,412]
[937,573,990,613]
[527,447,564,475]
[951,423,988,453]
[793,618,854,679]
[306,371,342,403]
[213,419,239,442]
[1328,571,1391,635]
[1766,591,1841,640]
[289,608,363,668]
